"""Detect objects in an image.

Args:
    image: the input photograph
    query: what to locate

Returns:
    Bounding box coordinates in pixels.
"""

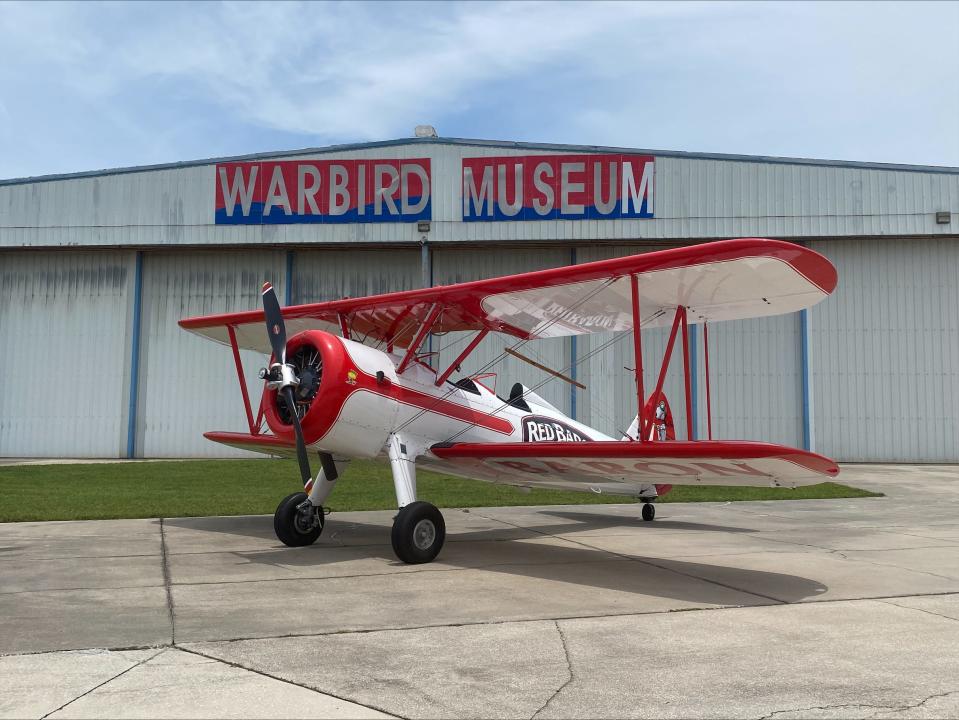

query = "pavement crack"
[159,518,176,645]
[878,599,959,624]
[756,689,959,719]
[39,647,167,719]
[530,620,574,719]
[175,644,402,719]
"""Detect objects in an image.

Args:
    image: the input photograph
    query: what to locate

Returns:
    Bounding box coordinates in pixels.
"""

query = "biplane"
[179,238,839,564]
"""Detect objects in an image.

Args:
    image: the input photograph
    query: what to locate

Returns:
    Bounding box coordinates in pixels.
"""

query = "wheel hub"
[294,504,319,534]
[412,519,436,550]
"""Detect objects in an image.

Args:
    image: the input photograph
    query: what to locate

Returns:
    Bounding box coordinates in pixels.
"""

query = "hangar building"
[1,136,956,462]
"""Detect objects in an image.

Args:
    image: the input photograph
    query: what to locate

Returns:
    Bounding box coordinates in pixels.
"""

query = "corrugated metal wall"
[137,250,286,457]
[0,250,133,456]
[293,248,421,303]
[809,238,959,462]
[694,314,803,447]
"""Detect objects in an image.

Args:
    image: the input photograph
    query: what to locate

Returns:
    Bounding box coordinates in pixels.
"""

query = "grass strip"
[0,458,880,522]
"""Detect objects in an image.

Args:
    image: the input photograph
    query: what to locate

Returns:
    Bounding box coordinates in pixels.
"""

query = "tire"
[391,501,446,564]
[642,502,656,522]
[274,492,323,547]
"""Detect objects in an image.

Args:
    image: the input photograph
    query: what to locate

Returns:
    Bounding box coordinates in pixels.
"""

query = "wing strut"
[645,306,684,439]
[228,325,257,435]
[681,306,693,440]
[435,329,489,387]
[397,303,442,374]
[629,275,647,442]
[704,322,713,440]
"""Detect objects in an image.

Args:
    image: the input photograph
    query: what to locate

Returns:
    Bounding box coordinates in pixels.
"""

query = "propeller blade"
[283,386,313,485]
[261,282,287,365]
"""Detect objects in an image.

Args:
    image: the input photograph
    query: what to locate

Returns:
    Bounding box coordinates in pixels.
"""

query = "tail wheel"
[274,492,323,547]
[391,502,446,564]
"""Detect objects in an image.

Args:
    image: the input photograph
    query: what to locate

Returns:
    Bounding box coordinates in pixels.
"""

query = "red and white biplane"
[179,238,839,564]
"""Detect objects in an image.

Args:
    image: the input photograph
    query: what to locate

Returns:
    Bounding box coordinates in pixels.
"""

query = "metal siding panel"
[431,248,572,417]
[4,147,956,249]
[0,250,132,457]
[293,248,421,303]
[700,313,803,447]
[137,250,287,457]
[810,238,959,461]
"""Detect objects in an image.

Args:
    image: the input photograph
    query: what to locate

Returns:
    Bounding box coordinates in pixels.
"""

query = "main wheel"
[391,501,446,564]
[274,492,323,547]
[642,502,656,521]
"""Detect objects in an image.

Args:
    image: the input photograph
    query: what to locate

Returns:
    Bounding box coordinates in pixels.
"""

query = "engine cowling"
[263,330,400,457]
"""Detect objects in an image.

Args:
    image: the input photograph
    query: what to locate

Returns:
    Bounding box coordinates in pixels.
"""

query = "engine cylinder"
[263,330,400,457]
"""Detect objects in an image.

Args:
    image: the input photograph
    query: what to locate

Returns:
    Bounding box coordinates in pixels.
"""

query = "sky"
[0,0,957,180]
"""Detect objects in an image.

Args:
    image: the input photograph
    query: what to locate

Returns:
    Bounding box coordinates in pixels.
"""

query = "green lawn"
[0,458,880,522]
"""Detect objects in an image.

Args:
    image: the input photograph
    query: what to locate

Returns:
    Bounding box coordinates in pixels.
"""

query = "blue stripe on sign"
[126,251,143,458]
[215,200,431,225]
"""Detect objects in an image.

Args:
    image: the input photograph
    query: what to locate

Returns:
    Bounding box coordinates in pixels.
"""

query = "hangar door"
[0,250,134,457]
[809,238,959,462]
[137,250,287,457]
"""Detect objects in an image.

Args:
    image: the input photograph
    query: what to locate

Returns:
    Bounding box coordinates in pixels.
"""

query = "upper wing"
[429,440,839,489]
[179,238,837,352]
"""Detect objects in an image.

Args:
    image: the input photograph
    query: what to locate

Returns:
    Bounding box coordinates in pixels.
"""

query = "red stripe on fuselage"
[354,370,515,435]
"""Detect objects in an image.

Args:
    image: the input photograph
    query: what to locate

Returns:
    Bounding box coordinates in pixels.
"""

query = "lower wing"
[204,431,298,460]
[429,440,839,490]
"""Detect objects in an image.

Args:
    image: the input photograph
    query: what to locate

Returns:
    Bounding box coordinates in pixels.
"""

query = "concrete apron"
[1,464,958,719]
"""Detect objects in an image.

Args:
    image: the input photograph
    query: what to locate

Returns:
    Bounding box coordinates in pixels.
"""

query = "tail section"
[621,393,676,442]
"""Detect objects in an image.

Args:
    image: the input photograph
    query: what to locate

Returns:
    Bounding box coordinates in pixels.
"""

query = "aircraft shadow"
[160,510,827,605]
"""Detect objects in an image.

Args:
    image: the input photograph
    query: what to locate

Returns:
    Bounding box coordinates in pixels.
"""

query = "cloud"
[0,0,956,178]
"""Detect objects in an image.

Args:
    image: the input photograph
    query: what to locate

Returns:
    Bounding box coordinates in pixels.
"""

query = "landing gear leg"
[388,435,446,564]
[275,455,345,548]
[641,501,656,522]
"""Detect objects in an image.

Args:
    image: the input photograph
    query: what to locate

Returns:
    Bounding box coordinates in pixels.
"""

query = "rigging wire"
[391,277,618,436]
[438,325,634,444]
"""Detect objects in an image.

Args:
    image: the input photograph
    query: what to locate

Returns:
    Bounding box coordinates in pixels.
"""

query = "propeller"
[261,283,311,486]
[261,282,287,365]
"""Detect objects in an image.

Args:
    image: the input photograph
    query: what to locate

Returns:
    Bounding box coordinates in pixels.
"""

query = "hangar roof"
[2,136,958,186]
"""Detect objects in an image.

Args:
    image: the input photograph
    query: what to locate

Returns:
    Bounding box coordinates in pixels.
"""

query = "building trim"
[800,307,814,452]
[285,250,294,306]
[3,136,957,187]
[126,251,144,459]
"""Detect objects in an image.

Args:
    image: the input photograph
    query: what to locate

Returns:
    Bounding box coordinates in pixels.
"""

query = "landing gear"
[274,492,324,547]
[641,502,656,522]
[391,501,446,564]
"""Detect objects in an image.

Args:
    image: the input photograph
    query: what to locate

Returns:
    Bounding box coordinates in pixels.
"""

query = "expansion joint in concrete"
[39,648,167,719]
[159,518,176,644]
[175,645,404,720]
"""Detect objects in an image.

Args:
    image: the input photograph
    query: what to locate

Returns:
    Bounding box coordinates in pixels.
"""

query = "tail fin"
[622,393,676,441]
